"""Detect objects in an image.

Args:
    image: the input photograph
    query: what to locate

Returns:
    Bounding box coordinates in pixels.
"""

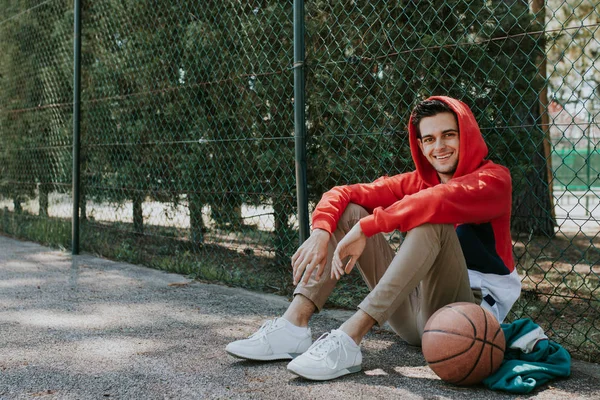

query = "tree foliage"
[0,0,72,216]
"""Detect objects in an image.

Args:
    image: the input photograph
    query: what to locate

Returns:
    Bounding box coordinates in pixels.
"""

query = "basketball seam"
[424,333,477,364]
[423,330,502,352]
[450,305,477,336]
[454,306,487,385]
[490,326,504,374]
[492,327,505,352]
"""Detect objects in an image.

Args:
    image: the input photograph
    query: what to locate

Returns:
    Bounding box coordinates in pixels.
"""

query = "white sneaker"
[226,318,312,361]
[286,329,362,381]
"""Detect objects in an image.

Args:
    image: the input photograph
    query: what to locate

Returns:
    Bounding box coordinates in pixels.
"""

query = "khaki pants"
[294,203,476,346]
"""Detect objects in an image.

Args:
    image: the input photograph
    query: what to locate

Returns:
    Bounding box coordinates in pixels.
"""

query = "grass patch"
[0,208,71,249]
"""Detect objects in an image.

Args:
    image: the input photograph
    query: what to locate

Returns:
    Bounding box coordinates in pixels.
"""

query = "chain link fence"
[1,0,599,361]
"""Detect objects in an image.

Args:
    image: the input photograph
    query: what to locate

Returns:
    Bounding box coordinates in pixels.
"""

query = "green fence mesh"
[553,148,600,191]
[1,0,599,361]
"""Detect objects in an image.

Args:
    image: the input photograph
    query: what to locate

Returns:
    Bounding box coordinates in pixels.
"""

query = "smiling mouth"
[434,154,452,160]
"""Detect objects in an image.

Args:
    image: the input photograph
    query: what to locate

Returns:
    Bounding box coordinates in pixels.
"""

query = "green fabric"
[483,319,571,393]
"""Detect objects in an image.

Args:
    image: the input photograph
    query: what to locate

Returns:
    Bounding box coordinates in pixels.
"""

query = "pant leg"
[293,203,395,310]
[358,223,476,346]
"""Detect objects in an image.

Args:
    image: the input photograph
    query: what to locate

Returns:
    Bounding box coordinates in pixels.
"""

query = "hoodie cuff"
[359,215,379,237]
[311,220,334,234]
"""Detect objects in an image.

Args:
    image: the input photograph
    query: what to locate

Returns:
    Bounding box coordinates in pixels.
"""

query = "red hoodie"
[311,96,514,276]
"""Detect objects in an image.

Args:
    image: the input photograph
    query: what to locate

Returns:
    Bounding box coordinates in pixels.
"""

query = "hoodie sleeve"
[311,171,422,234]
[359,164,512,236]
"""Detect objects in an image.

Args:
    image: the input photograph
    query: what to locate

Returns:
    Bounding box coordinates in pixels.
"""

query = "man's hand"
[332,223,366,280]
[291,229,330,286]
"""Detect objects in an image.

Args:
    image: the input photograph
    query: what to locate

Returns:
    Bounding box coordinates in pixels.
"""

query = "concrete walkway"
[1,235,599,399]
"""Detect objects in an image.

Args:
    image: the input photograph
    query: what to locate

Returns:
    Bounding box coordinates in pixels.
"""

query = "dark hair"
[411,99,457,138]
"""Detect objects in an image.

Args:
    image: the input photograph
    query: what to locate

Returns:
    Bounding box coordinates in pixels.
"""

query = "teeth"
[435,154,451,160]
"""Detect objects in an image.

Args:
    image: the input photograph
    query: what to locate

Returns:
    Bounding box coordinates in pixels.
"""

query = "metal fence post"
[72,0,82,254]
[293,0,309,243]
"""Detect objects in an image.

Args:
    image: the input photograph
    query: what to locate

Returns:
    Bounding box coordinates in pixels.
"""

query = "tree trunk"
[80,191,87,221]
[133,193,144,234]
[189,192,204,244]
[13,198,22,214]
[273,196,296,263]
[39,184,49,217]
[511,140,556,236]
[211,193,242,229]
[273,198,289,262]
[511,0,556,236]
[512,0,556,237]
[2,207,8,231]
[530,0,556,222]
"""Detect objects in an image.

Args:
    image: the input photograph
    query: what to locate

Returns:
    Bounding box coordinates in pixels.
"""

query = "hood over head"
[408,96,488,186]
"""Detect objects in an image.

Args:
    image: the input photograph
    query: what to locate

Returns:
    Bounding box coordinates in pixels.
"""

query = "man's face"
[417,112,460,183]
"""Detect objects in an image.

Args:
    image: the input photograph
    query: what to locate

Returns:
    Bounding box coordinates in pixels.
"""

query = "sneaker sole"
[287,364,362,381]
[226,349,304,361]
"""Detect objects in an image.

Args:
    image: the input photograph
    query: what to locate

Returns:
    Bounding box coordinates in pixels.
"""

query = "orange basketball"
[422,302,505,385]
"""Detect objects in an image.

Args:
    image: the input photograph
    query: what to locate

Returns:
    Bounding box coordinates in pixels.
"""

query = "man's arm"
[359,164,512,236]
[311,171,421,234]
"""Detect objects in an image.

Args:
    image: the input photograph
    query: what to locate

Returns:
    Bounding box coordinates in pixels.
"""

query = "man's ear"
[417,139,424,154]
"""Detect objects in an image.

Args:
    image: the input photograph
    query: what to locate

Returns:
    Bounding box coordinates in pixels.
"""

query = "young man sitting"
[226,96,521,381]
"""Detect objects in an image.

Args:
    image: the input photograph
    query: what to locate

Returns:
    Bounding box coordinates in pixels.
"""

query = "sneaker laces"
[306,330,348,370]
[248,318,280,345]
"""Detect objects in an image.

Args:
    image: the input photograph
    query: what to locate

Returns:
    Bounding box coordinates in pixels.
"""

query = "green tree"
[235,3,296,259]
[0,1,72,220]
[182,1,296,259]
[82,0,191,234]
[181,2,247,242]
[0,2,40,213]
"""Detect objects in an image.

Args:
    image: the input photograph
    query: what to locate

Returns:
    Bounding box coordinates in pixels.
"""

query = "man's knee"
[410,223,453,232]
[340,203,369,223]
[408,223,454,239]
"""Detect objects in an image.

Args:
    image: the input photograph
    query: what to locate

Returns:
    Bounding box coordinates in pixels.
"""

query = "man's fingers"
[292,253,305,276]
[331,251,340,278]
[291,251,300,267]
[301,262,317,285]
[331,251,344,280]
[293,256,309,285]
[315,262,324,281]
[313,253,327,281]
[330,265,338,280]
[303,255,320,283]
[294,263,306,285]
[344,256,357,274]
